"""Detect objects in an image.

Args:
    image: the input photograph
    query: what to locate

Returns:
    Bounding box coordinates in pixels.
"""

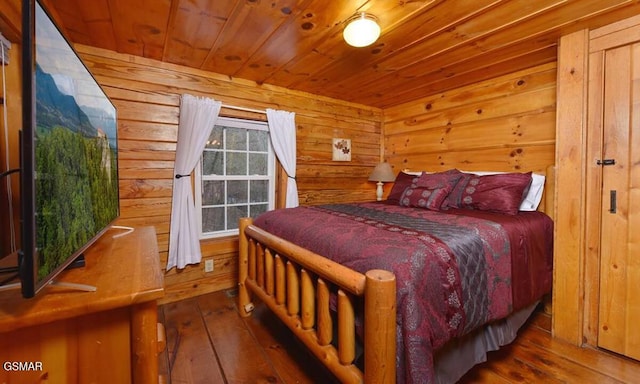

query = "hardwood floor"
[158,290,640,383]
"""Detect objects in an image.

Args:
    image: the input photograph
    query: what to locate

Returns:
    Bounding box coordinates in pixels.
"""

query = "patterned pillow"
[387,171,422,204]
[414,169,464,189]
[444,172,533,215]
[399,170,462,210]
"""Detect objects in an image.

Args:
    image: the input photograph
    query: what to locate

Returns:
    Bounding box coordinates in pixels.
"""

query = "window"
[195,117,275,238]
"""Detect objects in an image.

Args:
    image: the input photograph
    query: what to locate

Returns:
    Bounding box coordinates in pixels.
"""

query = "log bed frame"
[238,166,555,384]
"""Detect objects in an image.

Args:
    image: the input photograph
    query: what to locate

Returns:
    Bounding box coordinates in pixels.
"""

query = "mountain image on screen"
[34,64,118,281]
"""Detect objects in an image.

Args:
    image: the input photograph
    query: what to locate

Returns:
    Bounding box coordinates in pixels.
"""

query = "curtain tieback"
[288,175,296,180]
[175,174,190,179]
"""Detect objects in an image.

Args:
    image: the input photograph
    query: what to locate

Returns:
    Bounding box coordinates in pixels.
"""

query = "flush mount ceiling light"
[343,12,380,47]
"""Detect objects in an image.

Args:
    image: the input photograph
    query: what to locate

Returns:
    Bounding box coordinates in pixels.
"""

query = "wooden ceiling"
[30,0,640,108]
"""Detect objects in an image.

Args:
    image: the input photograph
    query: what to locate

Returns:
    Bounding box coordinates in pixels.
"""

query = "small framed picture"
[332,138,351,161]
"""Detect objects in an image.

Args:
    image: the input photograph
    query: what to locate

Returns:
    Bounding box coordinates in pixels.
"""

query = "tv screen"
[19,0,119,298]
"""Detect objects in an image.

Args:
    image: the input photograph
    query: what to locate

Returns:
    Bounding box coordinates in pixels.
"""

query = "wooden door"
[597,41,640,360]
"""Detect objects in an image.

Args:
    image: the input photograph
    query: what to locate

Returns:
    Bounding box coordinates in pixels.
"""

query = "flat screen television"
[18,0,119,298]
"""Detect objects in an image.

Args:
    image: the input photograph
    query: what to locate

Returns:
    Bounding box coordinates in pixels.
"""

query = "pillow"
[398,170,463,210]
[520,173,545,211]
[466,170,545,211]
[444,172,533,215]
[389,169,545,211]
[413,169,464,189]
[387,171,422,204]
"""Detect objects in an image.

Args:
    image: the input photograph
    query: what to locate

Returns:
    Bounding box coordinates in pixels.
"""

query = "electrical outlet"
[204,259,214,273]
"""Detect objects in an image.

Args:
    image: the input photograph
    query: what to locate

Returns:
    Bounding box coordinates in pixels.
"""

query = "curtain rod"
[221,103,266,114]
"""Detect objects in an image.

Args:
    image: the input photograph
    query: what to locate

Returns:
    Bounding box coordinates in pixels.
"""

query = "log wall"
[2,43,382,304]
[381,63,557,313]
[0,41,21,258]
[1,37,557,305]
[81,46,382,304]
[382,63,557,177]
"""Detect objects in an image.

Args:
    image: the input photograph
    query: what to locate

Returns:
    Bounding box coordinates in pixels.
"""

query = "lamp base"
[376,181,384,201]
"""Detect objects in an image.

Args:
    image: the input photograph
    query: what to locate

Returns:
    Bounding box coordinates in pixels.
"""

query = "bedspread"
[253,202,553,383]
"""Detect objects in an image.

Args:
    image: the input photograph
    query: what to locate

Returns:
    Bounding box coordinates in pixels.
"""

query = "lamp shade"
[368,162,396,182]
[343,13,380,47]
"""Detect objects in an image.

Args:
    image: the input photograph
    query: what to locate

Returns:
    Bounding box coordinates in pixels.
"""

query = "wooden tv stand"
[0,226,165,384]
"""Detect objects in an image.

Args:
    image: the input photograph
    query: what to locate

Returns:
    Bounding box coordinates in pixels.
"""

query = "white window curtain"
[167,94,222,270]
[266,109,298,208]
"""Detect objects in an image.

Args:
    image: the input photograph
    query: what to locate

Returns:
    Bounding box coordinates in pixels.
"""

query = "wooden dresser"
[0,226,165,384]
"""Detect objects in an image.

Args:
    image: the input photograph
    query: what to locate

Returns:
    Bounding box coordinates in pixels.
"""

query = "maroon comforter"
[253,202,553,383]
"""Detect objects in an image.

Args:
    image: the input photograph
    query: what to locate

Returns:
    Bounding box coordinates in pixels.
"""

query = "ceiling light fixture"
[343,12,380,48]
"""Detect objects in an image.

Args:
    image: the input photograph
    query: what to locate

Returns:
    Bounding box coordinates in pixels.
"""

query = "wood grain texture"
[132,301,161,384]
[0,226,164,384]
[0,309,132,384]
[0,3,637,351]
[238,218,383,383]
[2,0,639,108]
[160,291,337,384]
[159,290,640,384]
[51,45,382,303]
[553,29,589,346]
[199,292,288,383]
[0,39,559,305]
[160,298,226,383]
[556,15,640,356]
[383,63,556,176]
[0,42,22,258]
[0,226,164,331]
[584,48,606,347]
[594,39,640,360]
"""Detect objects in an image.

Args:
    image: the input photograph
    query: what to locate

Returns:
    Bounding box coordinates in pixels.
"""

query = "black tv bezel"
[19,0,120,298]
[20,0,36,298]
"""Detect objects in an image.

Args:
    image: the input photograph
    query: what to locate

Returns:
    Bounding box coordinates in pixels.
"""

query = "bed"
[238,167,555,384]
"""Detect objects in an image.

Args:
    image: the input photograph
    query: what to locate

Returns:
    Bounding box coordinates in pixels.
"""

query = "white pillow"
[460,170,545,211]
[400,169,545,211]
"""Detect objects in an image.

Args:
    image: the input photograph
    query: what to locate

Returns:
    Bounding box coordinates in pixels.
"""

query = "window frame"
[194,116,275,239]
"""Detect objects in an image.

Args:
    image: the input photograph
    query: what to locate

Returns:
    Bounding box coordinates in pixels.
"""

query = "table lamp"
[368,162,396,201]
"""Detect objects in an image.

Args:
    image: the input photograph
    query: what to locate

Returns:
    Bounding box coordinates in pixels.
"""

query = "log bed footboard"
[238,217,396,384]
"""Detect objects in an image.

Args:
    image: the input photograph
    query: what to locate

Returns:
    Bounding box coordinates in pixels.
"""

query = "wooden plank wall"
[381,63,558,316]
[553,30,589,346]
[383,63,557,177]
[554,16,640,348]
[2,36,557,306]
[28,45,381,304]
[0,42,21,259]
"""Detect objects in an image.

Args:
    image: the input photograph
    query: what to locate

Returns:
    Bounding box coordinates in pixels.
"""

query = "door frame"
[554,13,640,347]
[551,15,640,346]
